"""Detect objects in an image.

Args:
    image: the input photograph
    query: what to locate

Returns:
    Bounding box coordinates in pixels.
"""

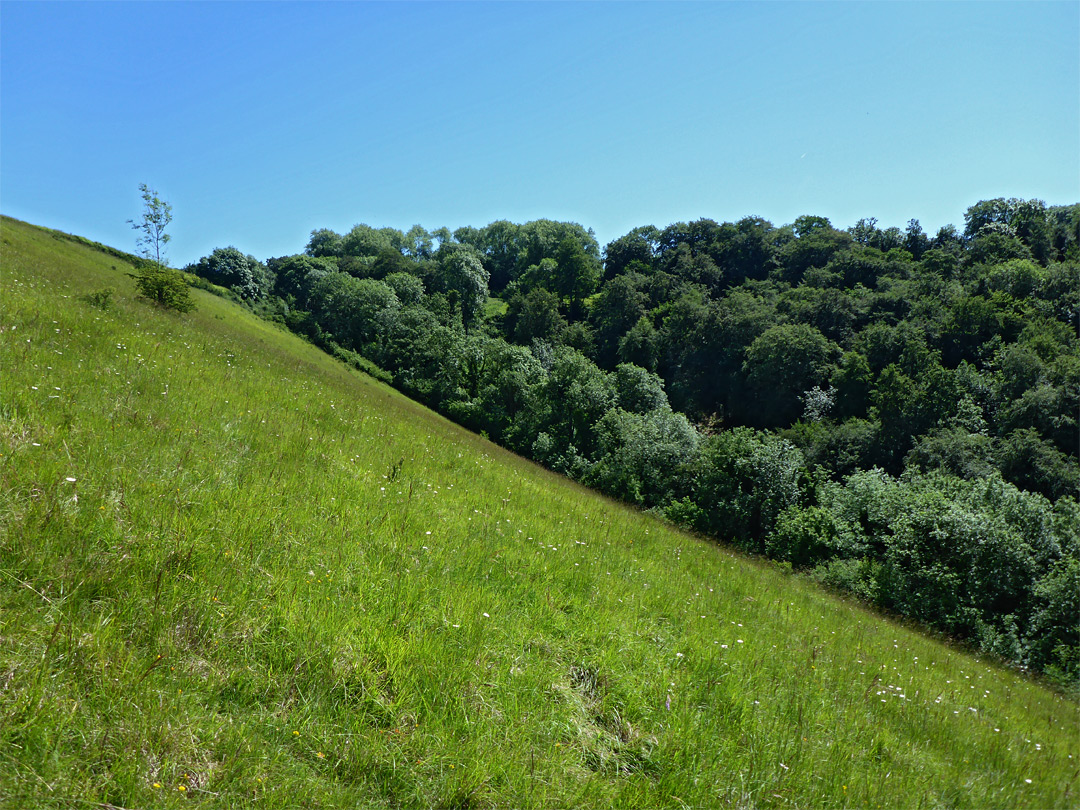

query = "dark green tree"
[436,244,490,329]
[187,246,269,300]
[743,323,838,427]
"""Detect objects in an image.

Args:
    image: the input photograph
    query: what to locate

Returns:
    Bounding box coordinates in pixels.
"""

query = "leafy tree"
[309,272,400,349]
[404,224,434,260]
[382,271,425,306]
[128,183,173,266]
[1028,557,1080,685]
[524,347,615,462]
[743,323,838,427]
[602,226,658,279]
[554,236,602,318]
[725,216,779,284]
[268,254,336,307]
[516,219,601,277]
[341,224,405,260]
[872,361,959,470]
[370,305,464,405]
[964,198,1014,238]
[1047,204,1080,261]
[591,273,649,368]
[688,428,809,548]
[306,228,344,258]
[436,244,490,329]
[778,217,852,284]
[904,426,997,480]
[998,428,1080,501]
[505,286,566,345]
[831,351,872,420]
[449,339,546,442]
[966,232,1032,267]
[473,220,525,293]
[612,363,668,414]
[904,219,930,259]
[618,316,660,371]
[586,406,699,506]
[767,505,842,568]
[187,246,269,300]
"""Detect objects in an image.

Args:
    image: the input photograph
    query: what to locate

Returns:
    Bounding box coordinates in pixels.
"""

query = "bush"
[128,264,194,312]
[78,287,114,311]
[767,505,841,568]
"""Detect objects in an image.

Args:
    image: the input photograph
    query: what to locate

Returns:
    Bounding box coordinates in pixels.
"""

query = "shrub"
[128,264,194,312]
[78,287,114,311]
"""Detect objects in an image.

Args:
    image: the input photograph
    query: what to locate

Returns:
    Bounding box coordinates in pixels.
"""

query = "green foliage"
[127,183,172,265]
[186,246,270,300]
[1029,557,1080,686]
[4,216,1080,809]
[174,198,1080,687]
[305,227,343,257]
[586,405,699,506]
[612,363,668,414]
[743,323,837,427]
[617,315,659,371]
[268,254,336,306]
[435,244,489,329]
[127,263,195,312]
[382,271,425,306]
[78,287,115,310]
[309,272,400,349]
[590,272,649,368]
[690,429,809,548]
[767,505,841,568]
[505,286,566,344]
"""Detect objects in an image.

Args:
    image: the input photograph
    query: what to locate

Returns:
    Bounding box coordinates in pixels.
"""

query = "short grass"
[1,215,1077,808]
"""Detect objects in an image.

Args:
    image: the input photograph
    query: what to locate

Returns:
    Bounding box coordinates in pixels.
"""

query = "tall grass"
[1,215,1077,808]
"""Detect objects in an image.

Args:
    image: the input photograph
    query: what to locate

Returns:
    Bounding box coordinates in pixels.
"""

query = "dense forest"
[184,198,1080,687]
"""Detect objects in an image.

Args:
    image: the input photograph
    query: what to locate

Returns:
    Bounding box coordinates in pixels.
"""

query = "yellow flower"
[152,783,161,789]
[177,785,187,792]
[316,752,325,759]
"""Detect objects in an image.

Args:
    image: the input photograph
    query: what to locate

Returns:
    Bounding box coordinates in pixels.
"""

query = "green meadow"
[1,215,1077,808]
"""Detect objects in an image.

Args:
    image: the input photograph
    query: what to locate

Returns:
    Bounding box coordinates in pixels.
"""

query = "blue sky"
[2,1,1077,267]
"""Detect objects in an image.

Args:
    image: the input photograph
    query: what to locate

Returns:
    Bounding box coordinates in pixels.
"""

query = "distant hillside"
[1,215,1077,808]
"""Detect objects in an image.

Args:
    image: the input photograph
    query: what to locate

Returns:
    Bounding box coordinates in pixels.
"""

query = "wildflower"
[316,752,326,759]
[152,783,162,789]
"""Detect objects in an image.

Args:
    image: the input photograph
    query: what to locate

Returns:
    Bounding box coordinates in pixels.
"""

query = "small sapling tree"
[129,183,173,265]
[127,183,193,312]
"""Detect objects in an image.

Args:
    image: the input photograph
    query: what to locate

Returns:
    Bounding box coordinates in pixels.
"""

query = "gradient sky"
[2,1,1077,267]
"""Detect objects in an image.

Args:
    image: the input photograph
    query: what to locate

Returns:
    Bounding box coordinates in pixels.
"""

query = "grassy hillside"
[1,215,1077,808]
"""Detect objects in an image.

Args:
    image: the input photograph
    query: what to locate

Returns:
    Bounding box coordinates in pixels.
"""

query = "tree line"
[183,199,1080,688]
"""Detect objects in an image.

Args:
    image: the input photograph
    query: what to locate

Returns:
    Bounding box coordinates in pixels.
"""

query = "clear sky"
[2,1,1077,267]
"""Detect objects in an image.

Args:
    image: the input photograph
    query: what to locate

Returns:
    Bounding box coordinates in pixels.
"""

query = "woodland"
[183,198,1080,688]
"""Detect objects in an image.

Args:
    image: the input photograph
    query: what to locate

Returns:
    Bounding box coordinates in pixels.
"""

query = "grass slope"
[1,215,1077,808]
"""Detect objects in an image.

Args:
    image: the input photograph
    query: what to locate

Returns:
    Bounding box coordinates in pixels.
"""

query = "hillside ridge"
[1,216,1076,808]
